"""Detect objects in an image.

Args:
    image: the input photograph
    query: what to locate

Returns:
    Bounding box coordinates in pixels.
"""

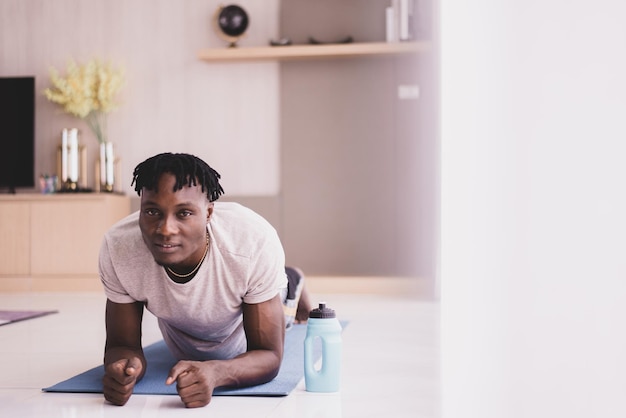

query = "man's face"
[138,173,213,269]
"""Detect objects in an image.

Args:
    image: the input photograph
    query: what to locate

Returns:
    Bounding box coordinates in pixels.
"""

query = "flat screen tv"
[0,76,35,193]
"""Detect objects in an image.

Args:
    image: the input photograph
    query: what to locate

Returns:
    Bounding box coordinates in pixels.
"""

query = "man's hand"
[166,360,217,408]
[102,357,144,406]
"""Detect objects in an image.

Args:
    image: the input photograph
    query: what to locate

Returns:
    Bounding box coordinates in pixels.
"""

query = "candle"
[100,142,106,187]
[105,142,114,187]
[69,128,78,183]
[61,129,68,182]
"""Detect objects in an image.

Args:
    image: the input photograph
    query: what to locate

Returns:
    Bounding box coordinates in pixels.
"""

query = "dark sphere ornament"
[215,5,249,47]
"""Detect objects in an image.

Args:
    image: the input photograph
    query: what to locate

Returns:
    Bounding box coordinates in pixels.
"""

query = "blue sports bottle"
[304,302,342,392]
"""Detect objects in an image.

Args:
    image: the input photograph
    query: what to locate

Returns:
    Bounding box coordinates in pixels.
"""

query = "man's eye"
[145,208,159,216]
[179,210,192,217]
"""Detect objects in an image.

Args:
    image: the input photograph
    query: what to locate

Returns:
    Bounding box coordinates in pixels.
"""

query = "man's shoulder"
[211,201,281,252]
[212,201,270,227]
[104,211,141,242]
[213,201,253,213]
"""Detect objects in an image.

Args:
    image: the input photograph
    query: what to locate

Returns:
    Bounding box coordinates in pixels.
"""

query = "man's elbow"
[259,350,282,383]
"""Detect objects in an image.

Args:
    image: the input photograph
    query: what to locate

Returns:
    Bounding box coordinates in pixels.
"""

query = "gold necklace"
[165,232,209,279]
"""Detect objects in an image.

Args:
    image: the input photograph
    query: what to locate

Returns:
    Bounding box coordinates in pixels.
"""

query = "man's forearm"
[218,348,282,388]
[168,348,281,391]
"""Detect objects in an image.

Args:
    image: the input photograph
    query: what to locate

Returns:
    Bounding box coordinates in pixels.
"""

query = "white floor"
[0,291,439,418]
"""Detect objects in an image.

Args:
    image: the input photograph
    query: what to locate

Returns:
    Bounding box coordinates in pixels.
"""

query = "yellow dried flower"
[44,59,124,143]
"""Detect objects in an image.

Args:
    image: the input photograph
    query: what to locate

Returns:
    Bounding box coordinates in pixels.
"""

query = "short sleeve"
[99,234,136,304]
[242,229,288,305]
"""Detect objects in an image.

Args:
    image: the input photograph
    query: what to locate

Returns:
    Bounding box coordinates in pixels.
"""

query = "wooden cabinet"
[0,202,31,275]
[0,193,131,291]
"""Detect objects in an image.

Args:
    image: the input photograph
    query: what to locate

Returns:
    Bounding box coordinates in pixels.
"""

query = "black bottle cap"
[309,302,336,319]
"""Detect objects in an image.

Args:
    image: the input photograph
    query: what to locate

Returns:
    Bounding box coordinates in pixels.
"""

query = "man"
[99,152,310,408]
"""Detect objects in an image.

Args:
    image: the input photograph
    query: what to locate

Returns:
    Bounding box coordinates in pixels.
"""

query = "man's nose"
[157,216,178,235]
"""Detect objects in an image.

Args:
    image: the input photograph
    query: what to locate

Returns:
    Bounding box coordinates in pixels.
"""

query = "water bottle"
[304,302,342,392]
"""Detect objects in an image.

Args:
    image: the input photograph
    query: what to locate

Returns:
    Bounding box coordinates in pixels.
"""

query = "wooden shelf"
[198,41,430,62]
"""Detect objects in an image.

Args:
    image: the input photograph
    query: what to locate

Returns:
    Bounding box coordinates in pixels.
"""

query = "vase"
[99,141,115,192]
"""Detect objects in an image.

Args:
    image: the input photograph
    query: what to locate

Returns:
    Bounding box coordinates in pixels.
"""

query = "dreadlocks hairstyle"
[131,153,224,202]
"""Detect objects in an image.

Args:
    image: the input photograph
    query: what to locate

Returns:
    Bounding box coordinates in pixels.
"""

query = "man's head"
[132,153,224,272]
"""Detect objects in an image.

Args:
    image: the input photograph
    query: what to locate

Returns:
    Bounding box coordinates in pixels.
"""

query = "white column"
[440,1,626,417]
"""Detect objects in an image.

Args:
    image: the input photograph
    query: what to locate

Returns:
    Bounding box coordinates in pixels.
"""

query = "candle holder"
[56,128,87,191]
[95,145,121,193]
[63,180,78,191]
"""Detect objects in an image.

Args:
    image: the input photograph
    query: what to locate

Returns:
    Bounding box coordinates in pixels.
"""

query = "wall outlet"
[398,84,420,100]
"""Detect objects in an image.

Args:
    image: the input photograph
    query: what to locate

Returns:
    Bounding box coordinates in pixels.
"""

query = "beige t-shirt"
[99,202,287,361]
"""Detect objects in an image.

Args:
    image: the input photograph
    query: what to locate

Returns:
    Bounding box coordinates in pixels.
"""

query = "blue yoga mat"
[43,323,330,396]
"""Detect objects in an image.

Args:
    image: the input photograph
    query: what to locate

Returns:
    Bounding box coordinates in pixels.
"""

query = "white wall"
[441,1,626,417]
[0,0,280,195]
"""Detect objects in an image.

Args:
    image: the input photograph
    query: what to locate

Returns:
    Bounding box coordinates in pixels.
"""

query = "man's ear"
[207,202,214,222]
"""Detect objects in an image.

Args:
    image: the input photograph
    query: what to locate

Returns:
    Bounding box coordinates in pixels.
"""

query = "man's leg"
[295,284,312,323]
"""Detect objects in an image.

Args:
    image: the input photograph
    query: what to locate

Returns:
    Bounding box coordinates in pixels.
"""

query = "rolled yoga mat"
[0,310,57,327]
